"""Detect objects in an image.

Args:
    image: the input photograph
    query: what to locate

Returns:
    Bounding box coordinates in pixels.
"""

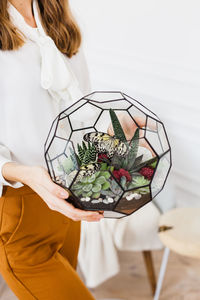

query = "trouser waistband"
[2,185,35,197]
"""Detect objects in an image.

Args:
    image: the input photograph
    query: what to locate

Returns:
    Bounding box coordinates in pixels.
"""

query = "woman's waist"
[2,184,36,198]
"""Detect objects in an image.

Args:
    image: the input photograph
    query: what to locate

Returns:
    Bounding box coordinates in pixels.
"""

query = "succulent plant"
[131,156,158,173]
[127,175,150,194]
[57,147,78,175]
[109,109,127,142]
[77,141,97,166]
[110,128,141,171]
[101,177,123,200]
[72,169,111,199]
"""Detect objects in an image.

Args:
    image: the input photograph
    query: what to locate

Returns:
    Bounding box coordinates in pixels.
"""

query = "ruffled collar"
[7,0,83,107]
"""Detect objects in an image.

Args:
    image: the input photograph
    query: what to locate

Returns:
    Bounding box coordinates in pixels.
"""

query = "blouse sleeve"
[0,144,23,197]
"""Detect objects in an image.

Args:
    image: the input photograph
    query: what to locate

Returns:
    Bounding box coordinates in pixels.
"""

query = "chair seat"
[158,207,200,258]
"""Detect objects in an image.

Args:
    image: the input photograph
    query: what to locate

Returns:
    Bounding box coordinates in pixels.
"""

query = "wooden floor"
[1,250,200,299]
[92,250,200,300]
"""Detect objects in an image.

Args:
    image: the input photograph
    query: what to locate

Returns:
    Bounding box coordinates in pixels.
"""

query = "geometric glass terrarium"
[44,91,172,219]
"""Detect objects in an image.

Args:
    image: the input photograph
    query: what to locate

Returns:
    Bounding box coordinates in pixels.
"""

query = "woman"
[0,0,103,299]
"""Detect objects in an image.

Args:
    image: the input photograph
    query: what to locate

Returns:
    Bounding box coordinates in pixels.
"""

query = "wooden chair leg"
[142,250,156,295]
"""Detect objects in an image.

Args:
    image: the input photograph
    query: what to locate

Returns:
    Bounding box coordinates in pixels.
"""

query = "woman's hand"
[2,163,104,222]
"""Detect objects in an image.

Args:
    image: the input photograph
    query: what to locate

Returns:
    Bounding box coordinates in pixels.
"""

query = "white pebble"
[81,198,86,202]
[98,198,103,203]
[126,194,135,201]
[133,193,142,200]
[91,200,100,204]
[107,197,114,203]
[103,199,109,204]
[126,193,142,201]
[85,197,91,202]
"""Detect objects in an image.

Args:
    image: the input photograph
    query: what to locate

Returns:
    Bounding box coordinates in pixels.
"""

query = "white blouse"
[0,0,91,196]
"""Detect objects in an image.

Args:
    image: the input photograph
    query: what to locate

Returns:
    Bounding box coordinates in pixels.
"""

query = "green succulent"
[101,177,123,199]
[110,128,141,172]
[148,159,158,169]
[127,175,150,194]
[77,141,97,166]
[57,147,79,175]
[129,175,150,187]
[100,162,114,173]
[109,109,127,142]
[72,169,111,199]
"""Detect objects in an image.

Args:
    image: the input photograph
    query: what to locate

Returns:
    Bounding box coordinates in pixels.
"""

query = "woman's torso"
[0,33,91,169]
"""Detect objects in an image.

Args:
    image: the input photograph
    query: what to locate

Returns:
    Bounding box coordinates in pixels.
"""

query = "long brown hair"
[0,0,81,57]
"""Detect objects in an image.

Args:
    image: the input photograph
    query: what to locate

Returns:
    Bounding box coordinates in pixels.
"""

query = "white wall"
[71,0,200,206]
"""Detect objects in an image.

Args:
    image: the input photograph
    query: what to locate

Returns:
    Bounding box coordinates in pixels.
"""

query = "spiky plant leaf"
[131,156,158,173]
[90,144,97,162]
[109,109,127,142]
[77,144,85,162]
[82,150,91,165]
[75,153,81,167]
[133,155,143,167]
[126,128,139,170]
[69,147,79,169]
[82,141,87,151]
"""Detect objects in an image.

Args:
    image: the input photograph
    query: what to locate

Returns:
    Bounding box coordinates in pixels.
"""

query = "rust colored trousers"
[0,185,95,300]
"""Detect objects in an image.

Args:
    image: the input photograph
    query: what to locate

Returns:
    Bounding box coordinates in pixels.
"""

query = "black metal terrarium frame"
[44,91,172,219]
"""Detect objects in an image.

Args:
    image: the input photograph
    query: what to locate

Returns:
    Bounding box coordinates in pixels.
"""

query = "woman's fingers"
[56,198,103,220]
[41,168,70,199]
[36,167,104,221]
[44,190,103,221]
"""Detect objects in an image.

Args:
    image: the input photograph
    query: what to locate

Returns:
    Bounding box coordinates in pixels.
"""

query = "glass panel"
[114,186,151,215]
[124,94,159,120]
[94,110,140,140]
[103,211,126,219]
[151,151,171,198]
[47,136,68,161]
[145,124,166,156]
[55,116,71,140]
[46,156,55,180]
[69,103,102,130]
[44,117,58,152]
[128,105,147,130]
[146,116,158,133]
[136,137,157,163]
[88,99,131,110]
[157,122,170,153]
[71,171,123,211]
[51,141,79,188]
[61,99,87,116]
[70,128,97,153]
[85,91,124,101]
